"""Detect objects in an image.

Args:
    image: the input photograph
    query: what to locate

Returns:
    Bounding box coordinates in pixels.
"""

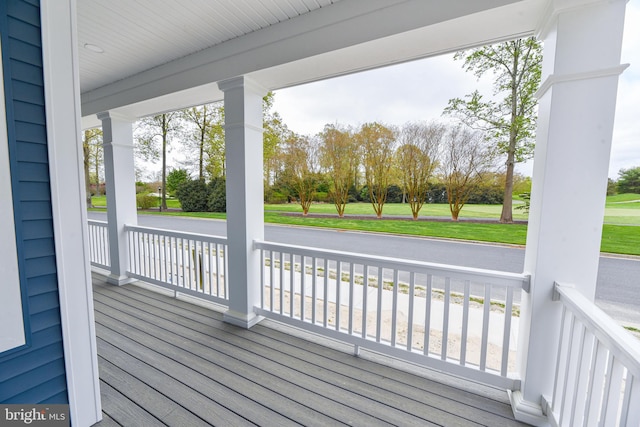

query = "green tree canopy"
[444,37,542,223]
[166,168,190,196]
[617,167,640,194]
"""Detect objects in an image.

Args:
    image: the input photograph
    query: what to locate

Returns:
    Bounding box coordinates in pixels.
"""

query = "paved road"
[88,211,640,326]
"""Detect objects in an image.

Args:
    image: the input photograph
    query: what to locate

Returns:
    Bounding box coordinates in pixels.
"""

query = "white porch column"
[98,112,138,285]
[511,1,627,424]
[218,76,266,328]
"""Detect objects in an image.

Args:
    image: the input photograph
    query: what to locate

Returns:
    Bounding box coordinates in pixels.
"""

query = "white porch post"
[511,0,627,424]
[98,112,138,285]
[218,76,266,328]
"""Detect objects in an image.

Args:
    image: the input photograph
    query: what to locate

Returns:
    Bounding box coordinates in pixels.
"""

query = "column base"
[223,309,263,329]
[508,390,550,427]
[106,273,135,286]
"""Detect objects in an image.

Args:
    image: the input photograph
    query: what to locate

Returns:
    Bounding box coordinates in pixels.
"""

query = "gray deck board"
[92,274,528,426]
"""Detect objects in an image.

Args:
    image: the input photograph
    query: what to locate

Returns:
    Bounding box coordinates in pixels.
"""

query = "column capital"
[217,76,267,96]
[536,0,628,39]
[96,111,136,123]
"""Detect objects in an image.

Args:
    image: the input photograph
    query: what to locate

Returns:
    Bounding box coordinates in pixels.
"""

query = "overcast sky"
[273,3,640,179]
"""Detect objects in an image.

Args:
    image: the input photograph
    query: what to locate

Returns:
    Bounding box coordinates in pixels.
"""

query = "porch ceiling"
[78,0,547,128]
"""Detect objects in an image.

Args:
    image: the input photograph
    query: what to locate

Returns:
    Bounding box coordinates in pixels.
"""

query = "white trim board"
[40,1,102,424]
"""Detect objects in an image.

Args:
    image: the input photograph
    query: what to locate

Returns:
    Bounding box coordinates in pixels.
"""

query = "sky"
[272,3,640,180]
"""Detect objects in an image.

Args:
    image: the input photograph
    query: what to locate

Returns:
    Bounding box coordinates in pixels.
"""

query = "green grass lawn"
[90,195,181,209]
[264,201,530,220]
[89,193,640,256]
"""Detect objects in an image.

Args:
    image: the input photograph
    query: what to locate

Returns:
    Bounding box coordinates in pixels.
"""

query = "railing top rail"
[555,282,640,377]
[88,219,108,226]
[125,224,227,245]
[254,239,529,290]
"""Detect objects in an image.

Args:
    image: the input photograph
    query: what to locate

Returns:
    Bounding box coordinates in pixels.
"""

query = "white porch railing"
[545,282,640,427]
[88,220,110,269]
[125,225,229,304]
[253,240,529,389]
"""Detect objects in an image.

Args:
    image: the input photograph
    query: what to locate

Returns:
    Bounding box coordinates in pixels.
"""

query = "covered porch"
[41,0,640,425]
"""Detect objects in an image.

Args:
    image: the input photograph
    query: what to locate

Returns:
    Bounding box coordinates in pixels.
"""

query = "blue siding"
[0,0,68,404]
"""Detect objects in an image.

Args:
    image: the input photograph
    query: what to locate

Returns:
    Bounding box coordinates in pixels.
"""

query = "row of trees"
[277,121,497,220]
[83,37,544,222]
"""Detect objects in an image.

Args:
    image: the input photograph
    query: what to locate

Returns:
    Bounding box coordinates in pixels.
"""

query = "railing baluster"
[559,314,578,426]
[442,277,450,361]
[335,261,341,331]
[362,265,368,339]
[216,243,221,296]
[348,263,354,334]
[301,255,306,321]
[461,280,470,366]
[376,267,383,342]
[552,306,568,416]
[323,257,328,328]
[279,251,284,315]
[585,341,607,426]
[289,253,295,318]
[260,249,265,309]
[602,358,625,426]
[153,233,159,280]
[312,257,317,324]
[621,374,640,426]
[407,271,415,352]
[224,244,229,297]
[501,286,514,376]
[391,269,399,347]
[423,274,432,356]
[570,325,590,426]
[479,284,491,370]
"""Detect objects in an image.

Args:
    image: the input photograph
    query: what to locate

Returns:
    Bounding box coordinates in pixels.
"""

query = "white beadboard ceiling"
[77,0,338,93]
[76,0,548,126]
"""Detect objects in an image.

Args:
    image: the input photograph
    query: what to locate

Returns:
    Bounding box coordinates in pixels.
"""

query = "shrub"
[266,191,288,204]
[176,179,209,212]
[386,185,404,203]
[207,177,226,212]
[467,185,504,204]
[313,191,330,203]
[136,193,158,210]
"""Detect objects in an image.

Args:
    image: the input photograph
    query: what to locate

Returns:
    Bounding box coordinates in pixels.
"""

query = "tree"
[440,126,491,221]
[136,112,181,211]
[263,92,290,185]
[607,178,617,196]
[396,122,444,219]
[358,122,396,218]
[444,37,542,223]
[617,167,640,194]
[281,134,319,215]
[82,128,103,208]
[166,168,190,196]
[319,124,359,217]
[181,103,224,180]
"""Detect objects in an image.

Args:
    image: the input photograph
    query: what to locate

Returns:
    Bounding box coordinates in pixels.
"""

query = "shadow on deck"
[91,272,527,426]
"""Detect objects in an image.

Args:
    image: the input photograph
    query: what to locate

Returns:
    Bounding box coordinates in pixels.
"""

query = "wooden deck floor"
[92,273,528,426]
